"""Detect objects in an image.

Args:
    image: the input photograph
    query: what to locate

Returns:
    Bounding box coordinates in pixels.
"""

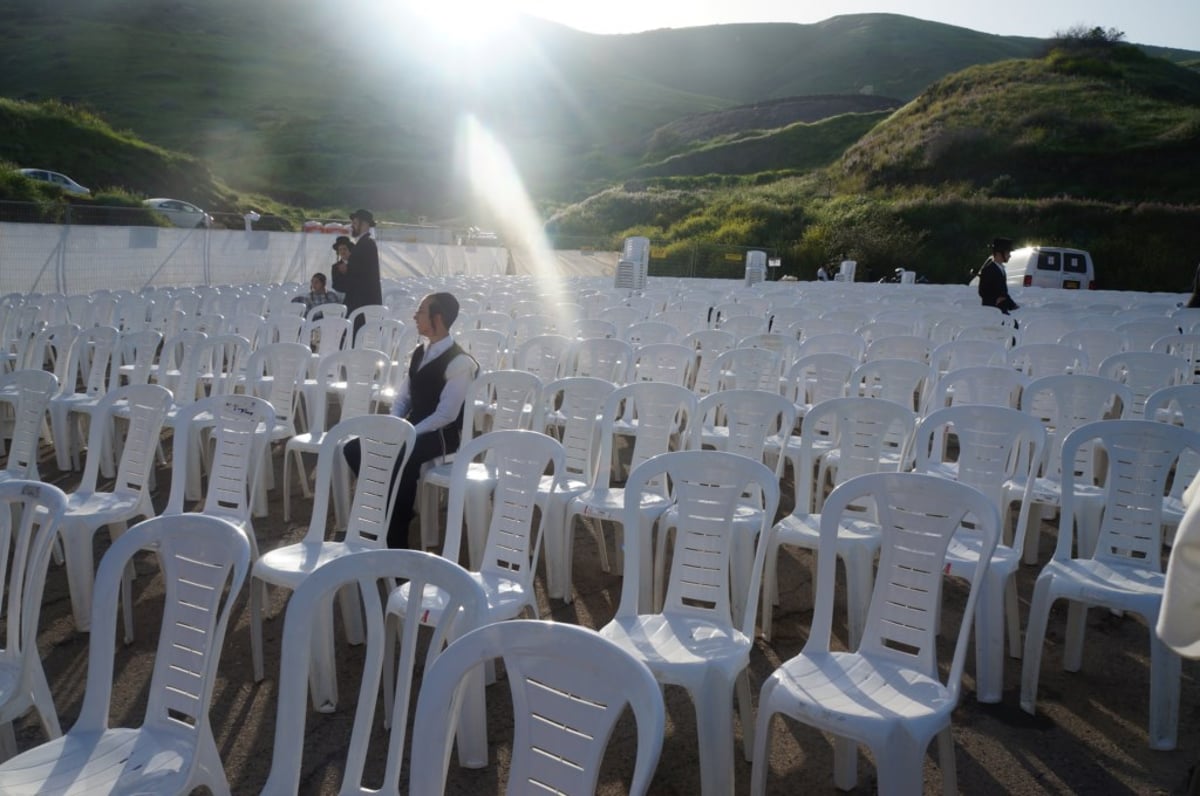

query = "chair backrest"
[0,369,58,478]
[564,336,633,383]
[77,384,173,497]
[1152,333,1200,383]
[72,514,250,744]
[115,329,163,386]
[443,430,565,579]
[198,333,252,397]
[930,339,1006,377]
[165,394,276,520]
[264,550,488,794]
[795,332,866,362]
[0,480,67,693]
[864,334,931,363]
[1061,420,1200,568]
[540,376,618,484]
[1021,373,1131,484]
[809,473,997,696]
[304,414,416,548]
[682,329,736,395]
[1117,318,1180,351]
[851,358,930,412]
[618,450,779,633]
[65,325,120,398]
[625,320,679,347]
[593,382,697,492]
[695,389,795,477]
[304,315,352,358]
[465,369,541,442]
[457,327,509,374]
[512,334,572,382]
[317,348,390,428]
[410,621,666,796]
[713,346,782,392]
[1098,351,1188,417]
[631,342,694,386]
[785,353,856,408]
[243,342,311,434]
[930,365,1027,411]
[1007,342,1088,378]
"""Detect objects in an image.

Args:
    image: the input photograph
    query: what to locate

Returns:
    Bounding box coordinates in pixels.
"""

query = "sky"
[499,0,1199,51]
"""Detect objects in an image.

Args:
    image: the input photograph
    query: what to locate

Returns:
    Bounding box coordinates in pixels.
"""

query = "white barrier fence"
[0,222,544,295]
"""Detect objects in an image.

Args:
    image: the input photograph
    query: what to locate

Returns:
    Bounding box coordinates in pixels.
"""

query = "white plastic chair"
[1021,420,1200,750]
[1145,385,1200,544]
[864,334,931,363]
[563,336,633,383]
[1152,333,1200,383]
[764,396,918,643]
[250,414,415,710]
[0,513,251,795]
[0,370,57,484]
[510,333,572,382]
[1007,342,1088,378]
[261,549,489,793]
[0,481,67,762]
[600,450,779,796]
[681,328,736,396]
[1098,350,1188,417]
[47,325,119,472]
[850,357,930,412]
[410,620,666,796]
[1059,328,1123,374]
[1117,318,1179,351]
[751,472,999,795]
[630,342,694,386]
[564,382,696,611]
[927,364,1027,413]
[712,346,782,392]
[415,369,542,557]
[929,338,1007,379]
[625,319,680,347]
[56,384,173,634]
[912,405,1046,703]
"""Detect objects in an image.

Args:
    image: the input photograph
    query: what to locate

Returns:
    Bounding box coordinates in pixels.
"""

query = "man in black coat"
[978,236,1019,314]
[333,208,383,337]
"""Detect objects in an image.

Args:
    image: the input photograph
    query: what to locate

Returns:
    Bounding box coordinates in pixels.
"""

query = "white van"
[1003,246,1095,290]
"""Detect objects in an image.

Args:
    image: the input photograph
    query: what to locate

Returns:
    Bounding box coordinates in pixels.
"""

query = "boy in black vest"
[344,292,476,548]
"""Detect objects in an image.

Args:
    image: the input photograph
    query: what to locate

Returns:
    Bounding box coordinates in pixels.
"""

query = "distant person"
[333,208,383,336]
[816,264,829,281]
[1187,261,1200,308]
[292,272,342,316]
[343,292,477,548]
[978,236,1019,314]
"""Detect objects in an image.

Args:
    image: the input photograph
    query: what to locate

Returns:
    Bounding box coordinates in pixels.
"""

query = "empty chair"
[1059,328,1123,374]
[625,319,679,347]
[1007,342,1088,378]
[0,514,251,795]
[911,405,1046,703]
[783,352,856,421]
[928,365,1027,412]
[1021,420,1200,750]
[47,325,119,472]
[562,337,633,383]
[630,342,694,386]
[457,326,509,374]
[1117,318,1179,351]
[1152,333,1200,383]
[262,550,489,792]
[511,333,572,381]
[751,472,998,795]
[1146,385,1200,544]
[0,371,57,484]
[717,313,768,340]
[794,332,866,362]
[600,450,779,796]
[682,328,736,396]
[930,338,1006,378]
[851,358,930,412]
[0,481,68,762]
[251,415,415,711]
[864,334,931,363]
[1098,350,1188,417]
[410,621,666,796]
[712,346,782,392]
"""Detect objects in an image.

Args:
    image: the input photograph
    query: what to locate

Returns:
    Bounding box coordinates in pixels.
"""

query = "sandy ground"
[17,436,1200,795]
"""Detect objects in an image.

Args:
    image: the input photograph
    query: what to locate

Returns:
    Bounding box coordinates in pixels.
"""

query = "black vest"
[407,341,469,447]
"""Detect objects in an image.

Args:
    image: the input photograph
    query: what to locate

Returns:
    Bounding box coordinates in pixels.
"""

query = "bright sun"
[404,0,518,45]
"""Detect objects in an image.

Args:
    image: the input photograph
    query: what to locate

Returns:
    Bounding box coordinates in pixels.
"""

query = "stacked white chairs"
[263,550,489,792]
[410,620,666,795]
[57,384,173,636]
[416,369,542,557]
[1098,350,1188,417]
[0,481,68,762]
[751,472,999,795]
[600,450,779,796]
[0,514,251,795]
[911,405,1046,702]
[764,396,918,642]
[1021,420,1200,750]
[564,382,696,611]
[252,415,415,710]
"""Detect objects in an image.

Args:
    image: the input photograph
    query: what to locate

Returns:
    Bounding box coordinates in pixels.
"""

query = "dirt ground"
[18,436,1200,795]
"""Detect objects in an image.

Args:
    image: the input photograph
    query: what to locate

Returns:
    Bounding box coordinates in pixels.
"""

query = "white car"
[142,198,214,228]
[19,168,91,195]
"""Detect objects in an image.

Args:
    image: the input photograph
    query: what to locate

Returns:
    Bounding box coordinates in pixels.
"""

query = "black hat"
[331,235,354,251]
[350,208,375,225]
[991,237,1014,253]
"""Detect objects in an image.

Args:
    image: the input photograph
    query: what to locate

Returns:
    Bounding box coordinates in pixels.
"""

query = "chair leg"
[736,668,755,762]
[1020,574,1055,715]
[937,726,958,796]
[309,601,338,713]
[873,734,925,796]
[1005,575,1022,659]
[749,682,778,796]
[692,674,737,796]
[1149,634,1182,750]
[832,734,858,791]
[974,570,1007,704]
[843,547,875,651]
[0,723,15,765]
[250,577,267,683]
[1063,600,1088,672]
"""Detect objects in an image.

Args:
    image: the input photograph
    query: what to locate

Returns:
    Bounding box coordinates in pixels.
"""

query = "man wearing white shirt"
[345,292,476,548]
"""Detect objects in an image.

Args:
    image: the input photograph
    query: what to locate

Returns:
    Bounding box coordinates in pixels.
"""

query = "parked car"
[18,168,91,195]
[142,198,213,228]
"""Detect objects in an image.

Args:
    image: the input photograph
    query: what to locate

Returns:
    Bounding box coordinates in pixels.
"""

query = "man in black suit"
[978,236,1019,314]
[332,208,383,337]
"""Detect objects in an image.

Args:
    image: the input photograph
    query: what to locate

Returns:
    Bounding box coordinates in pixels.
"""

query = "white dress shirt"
[389,334,476,435]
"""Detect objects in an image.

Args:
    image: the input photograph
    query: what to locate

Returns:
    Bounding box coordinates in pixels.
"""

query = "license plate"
[1063,280,1080,289]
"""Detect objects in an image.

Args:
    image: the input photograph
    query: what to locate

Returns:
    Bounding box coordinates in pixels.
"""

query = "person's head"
[991,236,1014,263]
[349,209,374,239]
[310,273,327,293]
[332,235,354,261]
[413,292,460,340]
